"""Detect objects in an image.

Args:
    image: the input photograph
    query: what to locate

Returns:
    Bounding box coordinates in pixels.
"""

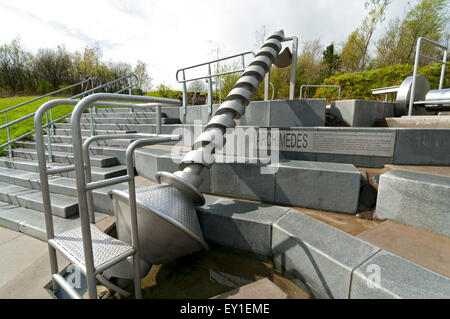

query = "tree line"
[263,0,449,100]
[0,41,152,96]
[181,0,448,103]
[0,0,447,101]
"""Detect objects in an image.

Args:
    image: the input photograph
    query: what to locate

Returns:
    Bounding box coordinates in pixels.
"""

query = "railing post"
[156,104,161,135]
[47,96,54,162]
[207,64,213,116]
[5,113,11,157]
[439,49,447,90]
[289,37,298,100]
[264,72,270,101]
[408,38,422,116]
[45,111,53,162]
[182,70,187,119]
[49,96,55,135]
[89,106,95,136]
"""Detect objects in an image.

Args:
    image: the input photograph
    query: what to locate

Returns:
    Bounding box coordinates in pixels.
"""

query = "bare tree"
[254,25,267,50]
[188,79,205,92]
[34,45,73,89]
[341,0,391,72]
[0,37,33,94]
[134,60,152,92]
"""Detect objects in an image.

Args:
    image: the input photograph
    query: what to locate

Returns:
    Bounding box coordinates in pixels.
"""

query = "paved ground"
[1,173,447,299]
[0,226,64,298]
[0,216,115,299]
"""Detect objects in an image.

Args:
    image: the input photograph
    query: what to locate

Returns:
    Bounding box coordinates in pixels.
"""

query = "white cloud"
[0,0,409,88]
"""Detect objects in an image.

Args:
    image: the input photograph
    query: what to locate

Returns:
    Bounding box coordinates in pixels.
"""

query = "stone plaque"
[258,130,396,157]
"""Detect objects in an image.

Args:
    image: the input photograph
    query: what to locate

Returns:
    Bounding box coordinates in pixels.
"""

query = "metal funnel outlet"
[110,184,208,266]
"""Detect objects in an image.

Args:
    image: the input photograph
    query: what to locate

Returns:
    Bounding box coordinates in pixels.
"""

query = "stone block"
[196,196,289,255]
[134,147,210,193]
[273,160,361,213]
[236,101,271,126]
[376,170,450,237]
[333,100,395,127]
[272,209,380,299]
[160,106,181,120]
[350,250,450,299]
[209,161,275,202]
[236,99,326,127]
[393,128,450,165]
[269,99,325,127]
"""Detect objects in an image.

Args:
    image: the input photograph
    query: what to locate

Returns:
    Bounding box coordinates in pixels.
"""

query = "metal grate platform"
[49,224,135,275]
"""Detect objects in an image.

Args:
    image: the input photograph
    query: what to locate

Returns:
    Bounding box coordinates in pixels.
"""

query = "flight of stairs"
[0,107,178,241]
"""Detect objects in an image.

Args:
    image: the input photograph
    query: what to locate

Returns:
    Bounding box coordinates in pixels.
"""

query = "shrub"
[314,62,449,102]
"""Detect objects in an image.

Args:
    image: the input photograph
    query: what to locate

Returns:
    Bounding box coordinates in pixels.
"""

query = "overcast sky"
[0,0,409,88]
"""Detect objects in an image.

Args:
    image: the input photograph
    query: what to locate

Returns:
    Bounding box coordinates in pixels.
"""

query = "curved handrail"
[175,51,255,83]
[408,37,448,116]
[69,93,182,298]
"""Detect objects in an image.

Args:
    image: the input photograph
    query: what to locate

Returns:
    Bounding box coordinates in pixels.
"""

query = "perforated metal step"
[49,224,135,275]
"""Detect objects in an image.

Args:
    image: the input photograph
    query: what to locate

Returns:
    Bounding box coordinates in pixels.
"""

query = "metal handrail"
[175,51,255,83]
[176,51,255,116]
[34,94,181,299]
[408,37,448,116]
[0,73,138,157]
[70,93,181,299]
[300,84,341,100]
[283,36,298,100]
[371,85,401,102]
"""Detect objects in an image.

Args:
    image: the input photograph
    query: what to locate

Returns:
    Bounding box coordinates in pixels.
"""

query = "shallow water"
[110,244,311,299]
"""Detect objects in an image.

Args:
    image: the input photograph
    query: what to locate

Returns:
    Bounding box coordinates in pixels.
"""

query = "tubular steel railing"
[176,51,256,117]
[176,37,298,120]
[34,94,180,299]
[0,73,138,159]
[408,37,448,116]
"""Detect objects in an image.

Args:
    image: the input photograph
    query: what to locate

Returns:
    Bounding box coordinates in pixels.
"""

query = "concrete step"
[80,112,158,119]
[0,165,127,215]
[29,135,132,148]
[93,107,156,113]
[386,116,450,128]
[0,158,127,181]
[136,148,362,214]
[0,202,107,241]
[357,220,450,278]
[375,170,450,238]
[15,141,126,158]
[66,117,157,124]
[10,148,118,168]
[0,181,78,218]
[54,122,155,133]
[53,128,129,136]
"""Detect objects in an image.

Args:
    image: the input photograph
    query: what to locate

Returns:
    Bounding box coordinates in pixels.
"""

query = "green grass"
[0,96,76,155]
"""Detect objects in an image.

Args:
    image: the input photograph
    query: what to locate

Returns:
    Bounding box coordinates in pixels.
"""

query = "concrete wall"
[182,99,326,127]
[331,99,395,127]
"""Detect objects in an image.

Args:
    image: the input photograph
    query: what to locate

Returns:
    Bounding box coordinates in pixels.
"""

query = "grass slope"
[0,96,76,155]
